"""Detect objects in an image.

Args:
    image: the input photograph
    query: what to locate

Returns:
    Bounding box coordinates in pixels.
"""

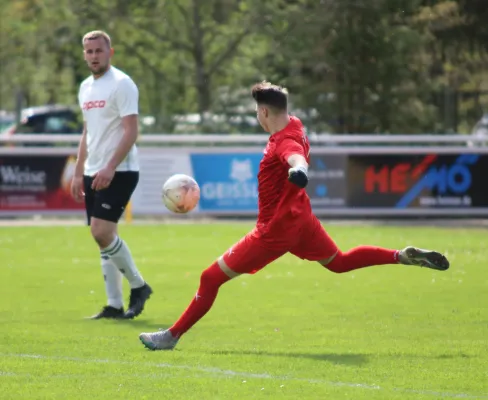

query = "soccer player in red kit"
[139,81,450,351]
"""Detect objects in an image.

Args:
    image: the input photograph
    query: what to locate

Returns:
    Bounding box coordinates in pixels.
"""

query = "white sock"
[100,255,124,309]
[102,236,145,289]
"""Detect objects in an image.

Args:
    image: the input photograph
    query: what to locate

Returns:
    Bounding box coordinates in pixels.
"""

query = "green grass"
[0,223,487,399]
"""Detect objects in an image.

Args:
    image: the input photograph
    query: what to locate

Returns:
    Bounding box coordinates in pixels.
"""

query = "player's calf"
[321,246,399,273]
[90,216,152,320]
[320,245,449,273]
[138,261,231,348]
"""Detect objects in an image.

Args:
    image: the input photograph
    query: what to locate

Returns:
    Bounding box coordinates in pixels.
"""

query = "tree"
[255,0,434,133]
[114,0,268,129]
[0,0,486,134]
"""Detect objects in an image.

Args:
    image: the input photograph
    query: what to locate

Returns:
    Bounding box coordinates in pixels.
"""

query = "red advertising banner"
[0,155,84,211]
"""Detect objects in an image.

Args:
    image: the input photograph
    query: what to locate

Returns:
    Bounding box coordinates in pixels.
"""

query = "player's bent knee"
[200,261,232,288]
[200,268,214,286]
[319,250,346,273]
[217,256,240,279]
[318,250,340,266]
[90,218,117,248]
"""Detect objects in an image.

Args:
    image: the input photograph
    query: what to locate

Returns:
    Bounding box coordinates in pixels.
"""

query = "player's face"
[256,105,270,132]
[83,37,113,76]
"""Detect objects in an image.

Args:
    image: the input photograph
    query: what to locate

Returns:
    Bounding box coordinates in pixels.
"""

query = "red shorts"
[222,215,338,275]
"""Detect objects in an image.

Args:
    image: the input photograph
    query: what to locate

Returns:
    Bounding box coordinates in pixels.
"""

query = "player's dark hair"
[251,81,288,112]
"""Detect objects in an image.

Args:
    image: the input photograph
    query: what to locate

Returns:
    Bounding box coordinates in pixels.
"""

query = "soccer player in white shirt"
[70,30,152,320]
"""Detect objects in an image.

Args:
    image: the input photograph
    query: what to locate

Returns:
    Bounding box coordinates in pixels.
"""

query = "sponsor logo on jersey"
[83,100,106,111]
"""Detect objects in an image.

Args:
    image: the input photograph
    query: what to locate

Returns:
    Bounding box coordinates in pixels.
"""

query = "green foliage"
[0,0,486,133]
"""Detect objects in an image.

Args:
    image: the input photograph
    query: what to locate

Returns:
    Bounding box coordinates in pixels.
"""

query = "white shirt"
[78,66,139,176]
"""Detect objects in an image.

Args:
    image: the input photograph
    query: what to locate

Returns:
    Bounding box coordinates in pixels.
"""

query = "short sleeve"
[275,138,306,165]
[115,78,139,117]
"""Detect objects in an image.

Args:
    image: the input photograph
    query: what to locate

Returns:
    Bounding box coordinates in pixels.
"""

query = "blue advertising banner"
[190,153,263,211]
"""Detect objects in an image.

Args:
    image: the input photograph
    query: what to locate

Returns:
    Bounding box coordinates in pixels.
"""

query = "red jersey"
[255,116,312,242]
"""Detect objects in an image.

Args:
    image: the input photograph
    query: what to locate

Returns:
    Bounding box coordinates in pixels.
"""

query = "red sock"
[326,246,399,273]
[169,262,230,337]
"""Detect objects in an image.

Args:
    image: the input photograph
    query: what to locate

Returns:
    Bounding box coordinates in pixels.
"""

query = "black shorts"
[83,171,139,225]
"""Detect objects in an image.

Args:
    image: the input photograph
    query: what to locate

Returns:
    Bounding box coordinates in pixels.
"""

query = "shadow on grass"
[209,350,472,365]
[115,319,171,330]
[424,353,471,360]
[82,317,170,330]
[210,350,369,366]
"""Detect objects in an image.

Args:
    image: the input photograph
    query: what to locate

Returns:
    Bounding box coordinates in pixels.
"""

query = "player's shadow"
[210,350,471,365]
[114,319,170,330]
[435,353,471,359]
[211,350,369,366]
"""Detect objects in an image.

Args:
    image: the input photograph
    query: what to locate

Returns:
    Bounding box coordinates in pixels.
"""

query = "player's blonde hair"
[82,30,112,48]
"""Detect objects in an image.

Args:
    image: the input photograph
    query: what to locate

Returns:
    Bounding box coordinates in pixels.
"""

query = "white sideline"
[1,218,488,228]
[1,352,486,399]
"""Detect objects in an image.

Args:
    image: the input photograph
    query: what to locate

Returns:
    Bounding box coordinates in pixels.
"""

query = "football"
[162,174,200,213]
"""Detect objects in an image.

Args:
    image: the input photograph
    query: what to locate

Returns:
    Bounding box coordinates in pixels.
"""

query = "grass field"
[0,222,487,399]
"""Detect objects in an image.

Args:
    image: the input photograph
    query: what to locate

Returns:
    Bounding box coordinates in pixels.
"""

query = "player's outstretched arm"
[287,154,309,188]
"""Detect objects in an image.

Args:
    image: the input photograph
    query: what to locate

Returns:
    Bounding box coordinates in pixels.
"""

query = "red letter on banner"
[365,166,388,193]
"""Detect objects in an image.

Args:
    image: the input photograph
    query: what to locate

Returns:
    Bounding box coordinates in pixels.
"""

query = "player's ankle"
[168,328,180,338]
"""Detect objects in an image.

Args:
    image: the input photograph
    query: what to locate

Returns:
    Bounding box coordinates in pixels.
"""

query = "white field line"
[0,218,487,228]
[1,352,486,399]
[0,370,205,380]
